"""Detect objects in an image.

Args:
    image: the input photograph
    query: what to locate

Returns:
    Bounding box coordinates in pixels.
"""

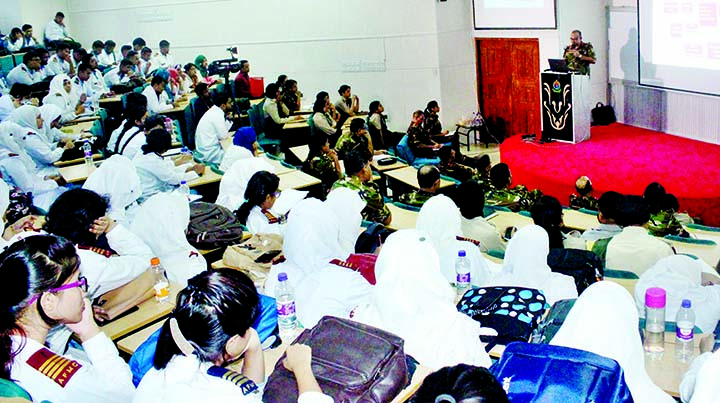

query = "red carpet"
[500,123,720,226]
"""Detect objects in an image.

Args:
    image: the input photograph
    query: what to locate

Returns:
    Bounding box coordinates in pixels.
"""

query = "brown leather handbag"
[263,316,408,403]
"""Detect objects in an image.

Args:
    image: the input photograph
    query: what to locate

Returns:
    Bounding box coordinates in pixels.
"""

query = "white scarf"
[325,187,366,257]
[83,154,141,224]
[215,157,274,211]
[42,74,78,110]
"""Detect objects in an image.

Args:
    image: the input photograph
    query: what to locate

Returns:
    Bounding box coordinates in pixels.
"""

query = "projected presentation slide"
[473,0,556,29]
[639,0,720,95]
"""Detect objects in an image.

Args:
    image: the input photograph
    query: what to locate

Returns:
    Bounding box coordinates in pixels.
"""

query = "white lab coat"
[133,152,198,201]
[194,105,231,166]
[46,54,71,76]
[142,85,173,113]
[6,63,44,86]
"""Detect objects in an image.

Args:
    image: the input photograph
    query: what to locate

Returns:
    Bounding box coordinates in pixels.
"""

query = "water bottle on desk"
[179,180,190,197]
[276,272,298,336]
[149,257,170,303]
[181,146,192,163]
[675,299,695,362]
[82,141,93,170]
[644,287,666,356]
[455,250,471,298]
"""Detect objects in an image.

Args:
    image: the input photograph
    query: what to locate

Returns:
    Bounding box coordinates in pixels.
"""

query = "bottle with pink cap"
[644,287,666,354]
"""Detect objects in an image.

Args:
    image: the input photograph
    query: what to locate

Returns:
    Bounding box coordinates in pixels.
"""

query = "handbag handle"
[595,102,604,108]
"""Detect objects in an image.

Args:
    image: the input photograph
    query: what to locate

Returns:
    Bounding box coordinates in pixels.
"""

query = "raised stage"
[500,123,720,226]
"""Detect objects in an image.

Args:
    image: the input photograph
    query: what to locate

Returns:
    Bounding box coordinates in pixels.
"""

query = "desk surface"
[278,170,321,190]
[188,167,222,188]
[385,166,456,190]
[99,282,179,341]
[371,154,408,173]
[260,155,296,175]
[67,115,99,124]
[58,161,99,183]
[116,320,164,355]
[387,203,418,231]
[60,121,94,137]
[562,209,600,231]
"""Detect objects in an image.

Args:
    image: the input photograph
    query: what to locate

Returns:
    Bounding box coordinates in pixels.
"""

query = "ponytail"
[234,201,254,225]
[233,171,280,225]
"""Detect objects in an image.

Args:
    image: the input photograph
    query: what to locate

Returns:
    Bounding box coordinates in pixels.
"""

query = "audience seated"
[262,83,300,139]
[334,84,360,121]
[485,162,542,212]
[98,40,118,69]
[281,79,302,112]
[194,91,233,166]
[20,24,38,49]
[399,165,440,207]
[70,47,86,69]
[234,170,285,235]
[44,11,75,45]
[437,146,479,184]
[5,28,24,52]
[142,75,174,113]
[103,58,134,88]
[7,51,44,86]
[531,195,565,249]
[416,195,494,286]
[42,74,84,122]
[310,98,337,137]
[83,154,142,225]
[605,195,674,276]
[324,187,366,256]
[132,37,146,52]
[550,281,674,402]
[366,100,400,150]
[106,92,147,156]
[46,42,75,77]
[151,40,173,70]
[0,235,135,403]
[0,84,36,122]
[216,157,275,212]
[569,175,598,210]
[582,190,623,260]
[11,104,71,174]
[455,180,506,253]
[336,118,375,158]
[643,181,688,237]
[332,149,392,225]
[487,224,578,305]
[194,54,209,78]
[302,131,341,191]
[410,364,509,403]
[354,229,493,369]
[406,110,440,158]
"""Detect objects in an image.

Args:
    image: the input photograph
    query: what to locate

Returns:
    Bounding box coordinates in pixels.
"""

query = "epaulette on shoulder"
[330,258,359,270]
[456,235,482,247]
[207,366,258,396]
[77,245,114,258]
[260,208,278,224]
[27,348,82,388]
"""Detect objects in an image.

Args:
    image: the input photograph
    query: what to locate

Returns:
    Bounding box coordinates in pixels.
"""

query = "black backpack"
[186,202,246,250]
[547,248,603,295]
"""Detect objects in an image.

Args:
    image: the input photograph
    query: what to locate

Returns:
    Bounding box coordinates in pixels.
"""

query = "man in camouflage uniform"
[332,149,392,225]
[335,118,373,159]
[563,30,596,75]
[569,176,599,211]
[485,163,542,212]
[398,165,440,207]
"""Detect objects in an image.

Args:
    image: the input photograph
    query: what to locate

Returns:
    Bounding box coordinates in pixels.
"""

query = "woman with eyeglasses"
[41,74,86,123]
[134,269,331,402]
[234,171,285,236]
[0,235,135,402]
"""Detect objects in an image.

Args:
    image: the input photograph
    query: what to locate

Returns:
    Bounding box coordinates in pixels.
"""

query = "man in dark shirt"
[234,59,251,98]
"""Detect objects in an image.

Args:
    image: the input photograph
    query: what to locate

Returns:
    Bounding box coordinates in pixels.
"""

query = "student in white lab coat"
[83,154,142,226]
[106,93,147,158]
[10,104,73,176]
[142,75,175,113]
[194,91,233,166]
[234,171,284,236]
[0,235,136,403]
[41,74,85,123]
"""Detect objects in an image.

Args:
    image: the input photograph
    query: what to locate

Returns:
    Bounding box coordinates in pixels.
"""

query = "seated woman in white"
[41,74,84,123]
[130,192,206,287]
[456,180,507,253]
[486,224,578,305]
[416,195,496,286]
[133,127,203,202]
[634,255,720,333]
[353,229,494,370]
[680,342,720,402]
[0,121,65,211]
[134,269,332,403]
[264,198,371,328]
[106,93,147,157]
[1,235,135,403]
[216,157,275,212]
[324,187,366,257]
[19,104,76,172]
[234,171,286,236]
[83,154,142,226]
[39,103,80,145]
[550,281,674,403]
[9,105,66,177]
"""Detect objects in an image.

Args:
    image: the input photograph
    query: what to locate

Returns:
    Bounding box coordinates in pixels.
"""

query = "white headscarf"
[325,187,366,257]
[129,192,206,287]
[488,224,577,305]
[42,74,77,110]
[635,255,720,333]
[218,145,253,172]
[416,195,493,286]
[215,157,274,211]
[83,154,142,224]
[353,229,493,370]
[38,104,63,144]
[8,104,41,133]
[551,281,674,403]
[0,121,37,171]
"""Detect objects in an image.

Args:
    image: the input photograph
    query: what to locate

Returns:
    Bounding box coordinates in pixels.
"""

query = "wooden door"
[476,38,540,138]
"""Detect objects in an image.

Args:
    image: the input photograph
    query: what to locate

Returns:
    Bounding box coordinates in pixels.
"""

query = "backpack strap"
[456,235,482,247]
[260,208,278,224]
[77,245,114,258]
[27,348,82,388]
[206,366,258,396]
[119,129,142,155]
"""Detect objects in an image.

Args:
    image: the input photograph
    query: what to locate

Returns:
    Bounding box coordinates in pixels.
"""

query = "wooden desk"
[99,282,179,341]
[563,209,600,231]
[159,93,197,115]
[387,203,418,231]
[371,154,408,173]
[385,166,455,191]
[486,211,533,232]
[58,161,99,183]
[99,94,122,104]
[260,155,296,175]
[67,115,99,124]
[664,238,720,268]
[60,121,94,137]
[283,117,309,130]
[116,320,164,355]
[188,167,222,188]
[278,170,321,190]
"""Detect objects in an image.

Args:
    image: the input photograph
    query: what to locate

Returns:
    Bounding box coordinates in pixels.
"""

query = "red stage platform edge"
[499,123,720,226]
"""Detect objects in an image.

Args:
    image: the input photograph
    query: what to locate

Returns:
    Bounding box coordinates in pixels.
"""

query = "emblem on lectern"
[542,83,572,131]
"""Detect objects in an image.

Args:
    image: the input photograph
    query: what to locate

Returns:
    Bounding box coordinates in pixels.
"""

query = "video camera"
[207,46,241,76]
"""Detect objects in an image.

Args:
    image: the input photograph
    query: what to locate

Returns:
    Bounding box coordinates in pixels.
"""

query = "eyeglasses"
[26,276,88,305]
[272,190,282,198]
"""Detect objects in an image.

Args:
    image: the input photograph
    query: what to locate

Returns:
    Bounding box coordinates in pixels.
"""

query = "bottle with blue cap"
[276,272,297,335]
[455,250,470,297]
[675,299,695,362]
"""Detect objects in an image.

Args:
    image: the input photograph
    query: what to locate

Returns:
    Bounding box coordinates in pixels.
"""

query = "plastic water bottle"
[179,180,190,196]
[149,257,170,303]
[82,141,93,169]
[675,299,695,362]
[180,146,191,158]
[644,287,666,355]
[276,272,298,334]
[455,250,471,297]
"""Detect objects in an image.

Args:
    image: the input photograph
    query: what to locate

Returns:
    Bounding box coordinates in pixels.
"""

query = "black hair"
[234,171,280,224]
[153,269,259,369]
[194,82,209,98]
[120,44,132,53]
[239,59,249,69]
[307,131,329,161]
[438,146,453,162]
[76,63,91,74]
[598,191,622,221]
[0,235,79,379]
[9,84,31,99]
[264,83,279,98]
[615,195,650,227]
[21,24,31,32]
[132,37,146,48]
[81,53,94,66]
[455,181,486,219]
[425,100,439,115]
[349,118,366,133]
[126,50,138,60]
[44,188,109,246]
[211,90,231,108]
[662,193,680,212]
[55,11,65,18]
[142,47,152,55]
[104,39,116,48]
[315,91,329,102]
[35,47,48,56]
[117,92,148,144]
[477,154,491,171]
[344,149,371,176]
[410,364,509,403]
[119,58,133,68]
[283,79,297,92]
[338,84,350,95]
[312,98,326,114]
[183,62,195,72]
[275,74,287,86]
[73,48,87,57]
[151,75,166,87]
[159,40,170,48]
[531,195,564,249]
[9,28,21,39]
[92,40,104,49]
[142,128,172,155]
[417,165,440,190]
[368,100,381,115]
[56,42,70,52]
[22,51,37,65]
[643,182,666,215]
[489,163,511,189]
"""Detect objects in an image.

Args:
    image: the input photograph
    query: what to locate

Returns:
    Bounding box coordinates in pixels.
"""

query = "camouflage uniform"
[398,189,434,208]
[407,125,436,158]
[439,160,479,184]
[569,194,599,211]
[648,210,689,237]
[563,42,596,75]
[423,112,443,136]
[304,154,341,189]
[335,132,371,159]
[485,185,543,212]
[331,175,391,224]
